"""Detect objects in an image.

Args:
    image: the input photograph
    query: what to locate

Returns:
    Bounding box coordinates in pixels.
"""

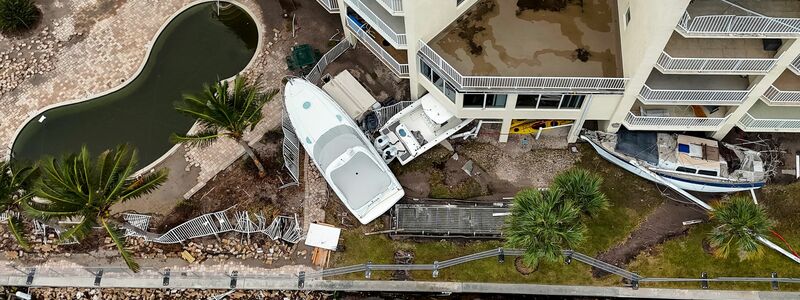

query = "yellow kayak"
[510,120,573,135]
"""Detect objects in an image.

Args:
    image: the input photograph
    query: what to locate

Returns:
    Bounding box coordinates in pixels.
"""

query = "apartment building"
[315,0,800,143]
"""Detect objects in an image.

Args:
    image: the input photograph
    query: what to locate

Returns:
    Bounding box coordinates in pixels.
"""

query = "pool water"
[12,2,258,166]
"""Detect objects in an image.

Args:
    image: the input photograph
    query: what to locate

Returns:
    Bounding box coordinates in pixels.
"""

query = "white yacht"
[284,78,404,224]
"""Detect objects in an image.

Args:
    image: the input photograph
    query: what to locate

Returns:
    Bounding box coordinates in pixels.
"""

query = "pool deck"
[0,0,329,209]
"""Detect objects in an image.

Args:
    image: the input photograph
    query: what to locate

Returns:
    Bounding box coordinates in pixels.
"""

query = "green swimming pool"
[12,2,258,166]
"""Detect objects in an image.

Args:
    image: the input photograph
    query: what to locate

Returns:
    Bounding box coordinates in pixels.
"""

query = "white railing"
[624,112,727,130]
[377,0,403,15]
[418,41,628,92]
[677,12,800,37]
[346,0,407,47]
[347,18,409,77]
[305,39,352,84]
[739,113,800,130]
[315,0,340,13]
[656,52,776,74]
[761,85,800,105]
[638,84,749,105]
[790,56,800,75]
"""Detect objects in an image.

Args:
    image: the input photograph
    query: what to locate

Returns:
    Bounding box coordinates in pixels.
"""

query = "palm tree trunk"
[237,139,267,177]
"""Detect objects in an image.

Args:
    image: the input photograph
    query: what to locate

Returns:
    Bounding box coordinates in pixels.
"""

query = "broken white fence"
[281,112,301,187]
[123,207,302,244]
[305,39,352,84]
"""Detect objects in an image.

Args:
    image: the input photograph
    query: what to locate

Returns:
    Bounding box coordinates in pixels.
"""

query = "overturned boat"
[581,129,766,193]
[374,94,473,165]
[284,78,404,224]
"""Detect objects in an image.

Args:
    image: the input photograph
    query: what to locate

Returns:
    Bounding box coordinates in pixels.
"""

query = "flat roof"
[430,0,622,77]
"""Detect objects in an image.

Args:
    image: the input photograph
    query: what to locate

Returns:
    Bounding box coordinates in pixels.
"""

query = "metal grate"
[392,203,509,237]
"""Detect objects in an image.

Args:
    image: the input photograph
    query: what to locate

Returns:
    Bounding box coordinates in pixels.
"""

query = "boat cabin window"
[676,167,697,174]
[697,170,718,177]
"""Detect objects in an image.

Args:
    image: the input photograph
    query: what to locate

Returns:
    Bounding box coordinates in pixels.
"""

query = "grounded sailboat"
[284,78,404,224]
[581,129,766,193]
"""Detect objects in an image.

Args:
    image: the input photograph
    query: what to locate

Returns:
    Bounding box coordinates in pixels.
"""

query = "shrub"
[0,0,40,34]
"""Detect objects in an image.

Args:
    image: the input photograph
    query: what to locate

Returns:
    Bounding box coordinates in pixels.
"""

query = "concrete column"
[499,118,512,143]
[568,96,592,143]
[712,39,800,140]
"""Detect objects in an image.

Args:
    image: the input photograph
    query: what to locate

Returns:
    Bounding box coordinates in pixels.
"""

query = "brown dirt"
[592,200,708,278]
[153,130,303,232]
[514,256,536,275]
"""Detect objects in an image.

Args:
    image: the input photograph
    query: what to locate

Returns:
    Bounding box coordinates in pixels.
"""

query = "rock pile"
[30,287,329,300]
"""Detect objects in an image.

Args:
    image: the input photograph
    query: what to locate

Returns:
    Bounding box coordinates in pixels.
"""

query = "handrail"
[305,39,352,84]
[739,112,800,129]
[346,17,409,77]
[418,41,628,92]
[790,55,800,75]
[677,12,800,37]
[762,85,800,104]
[624,112,728,129]
[377,0,403,15]
[315,0,340,13]
[656,51,776,74]
[638,84,749,105]
[346,0,407,47]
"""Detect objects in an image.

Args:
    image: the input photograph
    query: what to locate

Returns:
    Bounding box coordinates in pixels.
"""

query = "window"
[538,95,562,108]
[463,93,507,109]
[516,94,539,108]
[420,61,432,80]
[676,167,697,174]
[457,0,466,6]
[463,94,484,108]
[697,170,719,177]
[561,95,585,109]
[431,71,444,91]
[444,82,456,103]
[625,7,631,27]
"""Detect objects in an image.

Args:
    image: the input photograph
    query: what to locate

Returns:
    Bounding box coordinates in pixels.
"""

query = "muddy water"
[12,3,258,166]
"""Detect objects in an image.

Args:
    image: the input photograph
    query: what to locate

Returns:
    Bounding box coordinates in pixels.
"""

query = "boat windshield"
[313,125,364,170]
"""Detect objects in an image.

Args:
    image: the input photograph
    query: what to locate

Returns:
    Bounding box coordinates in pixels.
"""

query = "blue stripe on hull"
[658,173,765,189]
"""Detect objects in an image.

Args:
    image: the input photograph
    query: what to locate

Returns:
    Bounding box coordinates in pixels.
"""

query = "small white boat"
[374,94,473,165]
[284,78,404,224]
[582,130,766,193]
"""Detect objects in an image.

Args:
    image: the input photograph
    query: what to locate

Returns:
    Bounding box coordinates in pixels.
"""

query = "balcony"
[346,17,409,77]
[657,33,778,75]
[677,0,800,38]
[739,100,800,131]
[624,102,730,131]
[422,0,626,93]
[762,70,800,105]
[346,0,407,48]
[791,55,800,75]
[377,0,403,15]
[316,0,340,13]
[638,71,751,105]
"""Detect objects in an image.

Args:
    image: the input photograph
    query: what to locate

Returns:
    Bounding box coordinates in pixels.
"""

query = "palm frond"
[7,215,30,251]
[169,129,222,148]
[101,218,140,272]
[552,168,609,217]
[708,196,773,260]
[57,215,96,243]
[120,168,168,201]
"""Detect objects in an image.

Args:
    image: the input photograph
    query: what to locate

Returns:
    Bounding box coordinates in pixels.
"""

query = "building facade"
[315,0,800,142]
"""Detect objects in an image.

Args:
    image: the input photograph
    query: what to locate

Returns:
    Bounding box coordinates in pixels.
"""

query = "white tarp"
[322,70,377,120]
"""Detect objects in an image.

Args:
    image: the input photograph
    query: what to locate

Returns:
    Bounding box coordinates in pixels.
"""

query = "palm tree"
[172,75,277,177]
[21,145,167,272]
[708,196,773,261]
[505,188,586,268]
[0,160,38,250]
[552,168,609,217]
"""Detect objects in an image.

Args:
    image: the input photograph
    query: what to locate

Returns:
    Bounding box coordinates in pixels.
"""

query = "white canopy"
[304,223,341,251]
[322,70,378,119]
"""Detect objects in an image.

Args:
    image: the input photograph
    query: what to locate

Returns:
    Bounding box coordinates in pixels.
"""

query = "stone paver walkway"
[302,154,329,233]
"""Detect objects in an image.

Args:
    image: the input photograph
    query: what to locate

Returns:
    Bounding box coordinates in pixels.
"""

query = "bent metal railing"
[347,18,409,77]
[656,52,776,74]
[418,41,628,92]
[346,0,407,47]
[624,112,728,130]
[305,39,352,84]
[315,0,340,13]
[762,85,800,105]
[739,113,800,131]
[677,12,800,37]
[638,84,750,105]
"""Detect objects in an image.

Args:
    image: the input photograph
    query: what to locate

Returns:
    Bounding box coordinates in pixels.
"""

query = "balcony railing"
[677,12,800,38]
[761,85,800,105]
[656,52,776,75]
[638,84,749,105]
[315,0,340,13]
[739,113,800,130]
[346,0,407,48]
[790,56,800,75]
[377,0,403,15]
[418,41,628,93]
[624,112,728,130]
[346,18,409,77]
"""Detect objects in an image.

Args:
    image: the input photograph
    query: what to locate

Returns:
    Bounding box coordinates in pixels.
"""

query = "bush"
[0,0,40,34]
